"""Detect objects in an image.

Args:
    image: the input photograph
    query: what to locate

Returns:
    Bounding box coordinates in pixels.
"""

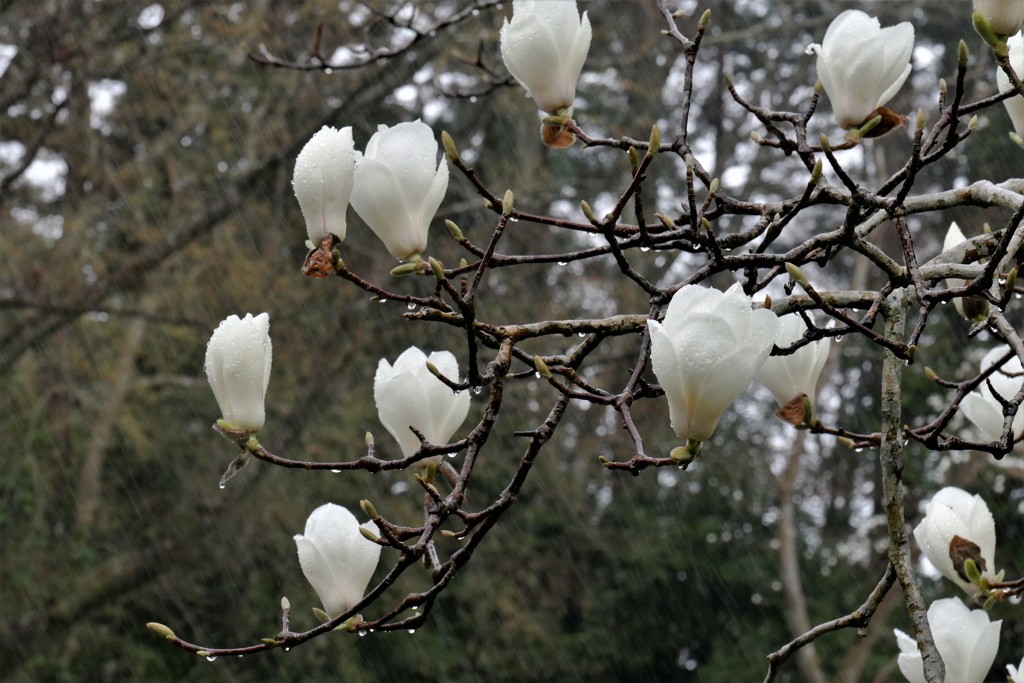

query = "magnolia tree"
[144,1,1024,681]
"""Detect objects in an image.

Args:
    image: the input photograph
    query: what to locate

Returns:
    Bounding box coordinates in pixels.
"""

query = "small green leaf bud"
[365,431,374,448]
[147,622,176,640]
[655,213,676,228]
[647,124,661,158]
[958,39,969,67]
[360,499,380,520]
[818,132,831,152]
[699,9,711,28]
[916,107,926,131]
[390,262,420,276]
[429,256,445,281]
[968,115,979,131]
[785,262,810,288]
[939,78,948,94]
[581,200,597,222]
[445,219,463,241]
[837,437,856,449]
[964,557,982,584]
[425,361,441,378]
[359,526,380,543]
[280,596,290,611]
[1005,267,1017,293]
[628,146,640,171]
[502,189,514,216]
[1012,132,1024,148]
[750,131,764,144]
[197,651,211,658]
[312,607,331,623]
[708,177,720,194]
[811,159,823,183]
[441,130,459,161]
[924,366,939,382]
[533,355,553,379]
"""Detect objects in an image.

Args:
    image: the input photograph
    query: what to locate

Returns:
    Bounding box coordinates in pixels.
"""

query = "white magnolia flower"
[1008,656,1024,683]
[350,121,449,261]
[942,221,970,318]
[996,32,1024,136]
[754,312,830,411]
[294,503,381,617]
[204,313,272,432]
[913,487,996,594]
[648,283,779,442]
[960,346,1024,442]
[894,598,1001,683]
[500,0,592,115]
[808,10,914,129]
[293,126,357,245]
[975,0,1024,36]
[374,346,470,459]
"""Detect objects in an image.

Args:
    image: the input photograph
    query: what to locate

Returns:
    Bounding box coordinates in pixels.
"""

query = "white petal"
[292,126,356,244]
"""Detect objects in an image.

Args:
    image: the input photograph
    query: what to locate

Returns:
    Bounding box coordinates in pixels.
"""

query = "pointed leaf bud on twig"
[750,131,764,144]
[646,124,661,158]
[628,146,640,172]
[312,607,331,623]
[968,115,979,132]
[655,213,675,228]
[1012,132,1024,148]
[147,622,176,640]
[533,355,553,379]
[811,158,823,183]
[925,366,939,382]
[197,651,211,658]
[390,262,420,277]
[723,72,734,88]
[708,177,720,194]
[365,431,374,448]
[581,200,596,222]
[785,263,810,288]
[916,108,926,131]
[360,499,380,520]
[502,189,514,216]
[445,219,463,241]
[280,596,290,611]
[428,256,445,281]
[837,436,856,449]
[359,526,381,543]
[700,9,711,28]
[424,361,441,378]
[818,132,831,152]
[441,130,459,161]
[1006,267,1017,293]
[597,455,610,464]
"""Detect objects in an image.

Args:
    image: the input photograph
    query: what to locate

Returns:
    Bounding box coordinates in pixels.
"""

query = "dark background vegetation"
[2,1,1023,680]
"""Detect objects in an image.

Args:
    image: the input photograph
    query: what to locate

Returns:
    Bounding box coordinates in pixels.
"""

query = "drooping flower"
[293,126,357,246]
[960,346,1024,443]
[204,313,272,432]
[499,0,592,116]
[374,346,470,459]
[808,10,914,130]
[974,0,1024,37]
[1008,656,1024,683]
[996,32,1024,136]
[350,121,449,261]
[913,487,996,595]
[754,312,830,421]
[893,598,1001,683]
[294,503,381,617]
[648,283,779,443]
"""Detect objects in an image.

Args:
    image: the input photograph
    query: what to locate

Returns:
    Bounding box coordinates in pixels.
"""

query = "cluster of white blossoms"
[895,486,1023,682]
[195,0,1024,642]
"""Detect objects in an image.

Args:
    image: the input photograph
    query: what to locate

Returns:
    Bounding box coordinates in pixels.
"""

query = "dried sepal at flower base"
[754,312,830,425]
[912,487,997,595]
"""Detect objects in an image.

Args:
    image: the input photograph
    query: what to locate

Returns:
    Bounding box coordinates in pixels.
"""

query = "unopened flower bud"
[785,263,810,288]
[581,200,596,222]
[441,130,459,161]
[502,189,514,216]
[280,596,290,611]
[646,124,661,158]
[390,262,420,277]
[699,9,711,28]
[428,256,445,281]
